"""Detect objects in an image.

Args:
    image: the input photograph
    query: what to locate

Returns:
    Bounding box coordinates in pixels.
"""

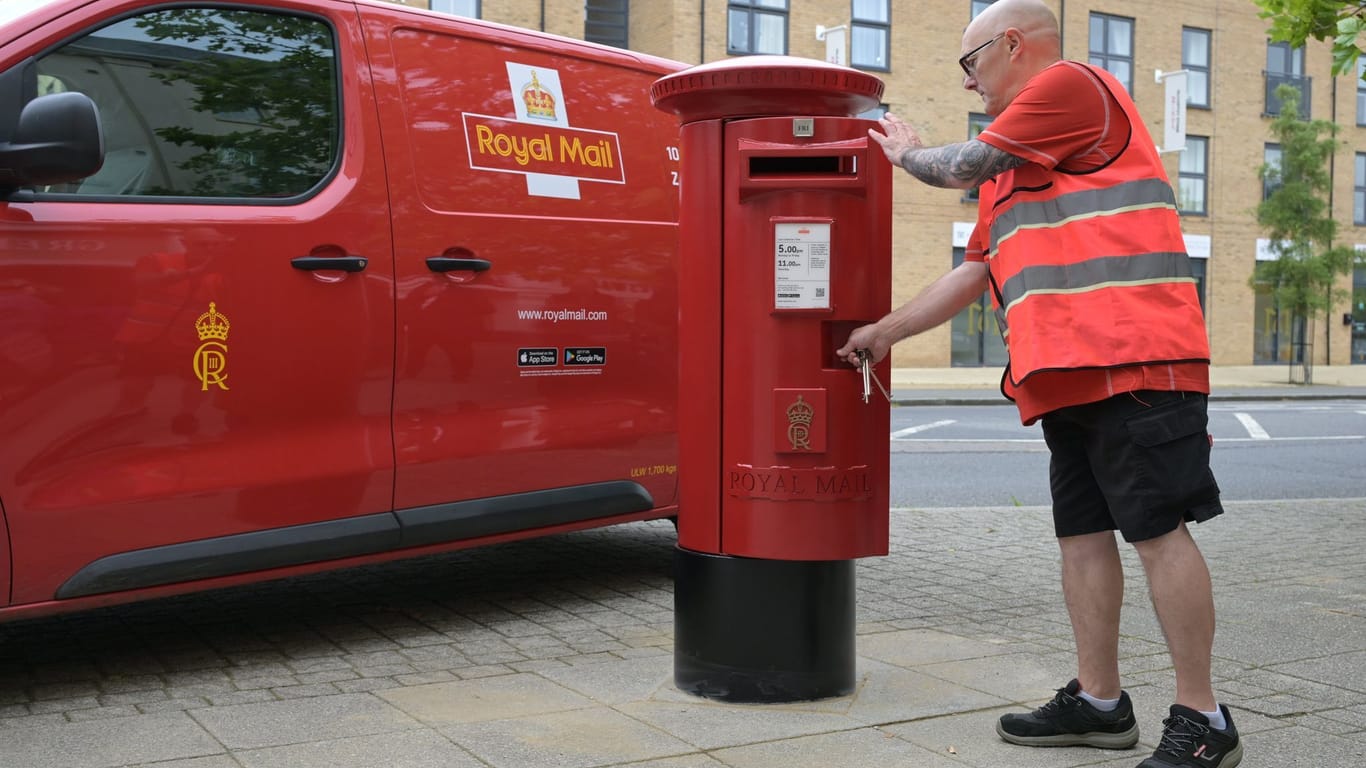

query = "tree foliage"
[1255,0,1366,78]
[1254,86,1357,379]
[135,9,336,197]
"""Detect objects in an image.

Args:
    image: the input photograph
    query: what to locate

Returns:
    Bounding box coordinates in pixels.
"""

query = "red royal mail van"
[0,0,684,621]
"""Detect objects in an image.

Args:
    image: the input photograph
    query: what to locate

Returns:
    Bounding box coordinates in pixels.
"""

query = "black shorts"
[1040,390,1223,543]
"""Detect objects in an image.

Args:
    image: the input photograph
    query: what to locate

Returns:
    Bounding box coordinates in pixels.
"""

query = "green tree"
[1255,0,1366,78]
[1254,86,1357,382]
[135,9,336,197]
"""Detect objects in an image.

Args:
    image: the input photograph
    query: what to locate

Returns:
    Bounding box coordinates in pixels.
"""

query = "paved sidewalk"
[1,497,1364,767]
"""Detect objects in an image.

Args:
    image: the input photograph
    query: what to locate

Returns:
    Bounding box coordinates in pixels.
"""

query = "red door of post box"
[719,117,890,560]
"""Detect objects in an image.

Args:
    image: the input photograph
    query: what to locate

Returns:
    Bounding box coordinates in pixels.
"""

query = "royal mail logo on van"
[465,118,620,181]
[462,63,625,200]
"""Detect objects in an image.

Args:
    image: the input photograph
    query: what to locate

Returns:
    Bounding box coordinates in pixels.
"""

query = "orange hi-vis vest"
[978,64,1210,388]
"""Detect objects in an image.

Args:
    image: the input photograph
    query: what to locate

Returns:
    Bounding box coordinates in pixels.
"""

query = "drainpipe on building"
[699,0,706,64]
[540,0,545,31]
[1328,72,1337,363]
[1057,0,1065,56]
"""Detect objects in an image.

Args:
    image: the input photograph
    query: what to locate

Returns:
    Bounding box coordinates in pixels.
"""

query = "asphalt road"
[889,400,1366,508]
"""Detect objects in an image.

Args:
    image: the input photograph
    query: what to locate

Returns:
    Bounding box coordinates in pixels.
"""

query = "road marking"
[1210,404,1360,412]
[891,420,956,438]
[888,435,1363,444]
[1234,412,1271,440]
[1215,435,1363,442]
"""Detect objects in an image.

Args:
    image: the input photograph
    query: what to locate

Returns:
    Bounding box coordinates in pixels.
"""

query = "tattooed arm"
[868,112,1027,190]
[899,139,1028,189]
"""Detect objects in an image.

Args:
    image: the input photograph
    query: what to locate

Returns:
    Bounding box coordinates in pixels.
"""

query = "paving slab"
[440,706,694,768]
[614,700,858,751]
[189,692,420,750]
[0,711,221,768]
[536,654,673,705]
[377,671,594,724]
[235,729,482,768]
[710,726,960,768]
[845,659,1008,724]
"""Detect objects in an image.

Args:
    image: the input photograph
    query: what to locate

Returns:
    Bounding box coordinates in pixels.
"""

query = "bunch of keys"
[855,349,892,404]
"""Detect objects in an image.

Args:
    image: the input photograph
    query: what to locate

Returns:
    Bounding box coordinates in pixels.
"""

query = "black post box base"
[673,545,856,703]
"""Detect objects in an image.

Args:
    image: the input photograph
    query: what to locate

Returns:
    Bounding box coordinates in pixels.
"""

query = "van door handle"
[426,257,492,273]
[291,255,368,272]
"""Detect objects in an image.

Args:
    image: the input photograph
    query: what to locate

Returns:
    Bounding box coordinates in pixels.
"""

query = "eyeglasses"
[959,33,1004,77]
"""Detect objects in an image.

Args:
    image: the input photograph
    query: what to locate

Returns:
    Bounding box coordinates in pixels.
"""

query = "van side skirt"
[55,481,654,599]
[395,480,653,546]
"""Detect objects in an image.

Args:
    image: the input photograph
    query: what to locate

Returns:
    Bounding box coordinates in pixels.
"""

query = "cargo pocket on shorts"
[1125,395,1221,515]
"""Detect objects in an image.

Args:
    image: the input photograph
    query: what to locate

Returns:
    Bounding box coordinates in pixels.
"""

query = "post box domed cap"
[650,56,885,122]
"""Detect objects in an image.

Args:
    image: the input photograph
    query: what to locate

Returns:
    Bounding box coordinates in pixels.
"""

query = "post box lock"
[792,118,814,137]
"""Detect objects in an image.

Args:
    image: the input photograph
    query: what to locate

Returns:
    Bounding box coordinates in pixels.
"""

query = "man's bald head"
[968,0,1059,42]
[959,0,1061,113]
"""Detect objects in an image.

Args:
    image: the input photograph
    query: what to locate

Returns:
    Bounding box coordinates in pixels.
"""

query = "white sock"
[1201,706,1227,731]
[1077,690,1120,712]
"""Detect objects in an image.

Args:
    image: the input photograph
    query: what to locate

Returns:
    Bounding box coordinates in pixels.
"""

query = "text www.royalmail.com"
[516,308,609,322]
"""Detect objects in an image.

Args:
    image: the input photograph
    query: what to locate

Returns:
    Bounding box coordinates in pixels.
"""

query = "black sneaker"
[996,679,1140,749]
[1137,704,1242,768]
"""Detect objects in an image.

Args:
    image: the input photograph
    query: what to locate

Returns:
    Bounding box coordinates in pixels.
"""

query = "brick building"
[392,0,1366,368]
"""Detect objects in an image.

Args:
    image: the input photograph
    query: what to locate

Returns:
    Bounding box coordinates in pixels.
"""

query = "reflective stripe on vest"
[989,177,1178,254]
[997,251,1195,320]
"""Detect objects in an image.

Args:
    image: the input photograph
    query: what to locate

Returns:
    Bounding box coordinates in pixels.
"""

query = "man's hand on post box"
[868,113,925,174]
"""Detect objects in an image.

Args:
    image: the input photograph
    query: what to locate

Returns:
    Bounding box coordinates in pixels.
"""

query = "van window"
[35,7,338,199]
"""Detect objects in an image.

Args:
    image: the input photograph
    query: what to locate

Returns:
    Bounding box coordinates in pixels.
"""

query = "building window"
[1089,13,1134,93]
[728,0,788,55]
[970,1,994,19]
[1178,136,1208,215]
[1357,58,1365,126]
[1356,153,1366,225]
[851,0,889,70]
[585,0,628,49]
[1263,143,1282,200]
[964,113,991,202]
[1183,27,1211,108]
[430,0,478,17]
[950,247,1009,366]
[1265,41,1310,118]
[1254,262,1304,364]
[1189,256,1208,311]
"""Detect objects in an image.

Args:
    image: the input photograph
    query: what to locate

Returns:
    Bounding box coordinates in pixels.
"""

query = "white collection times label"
[773,222,831,310]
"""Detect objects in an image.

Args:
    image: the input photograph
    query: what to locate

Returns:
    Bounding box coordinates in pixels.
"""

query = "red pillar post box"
[651,57,891,702]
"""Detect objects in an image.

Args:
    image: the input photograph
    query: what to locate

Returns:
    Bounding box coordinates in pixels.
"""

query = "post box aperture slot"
[748,155,856,177]
[737,148,867,198]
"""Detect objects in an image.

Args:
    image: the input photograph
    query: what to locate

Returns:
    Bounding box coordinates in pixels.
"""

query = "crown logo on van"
[193,302,230,391]
[522,70,557,121]
[195,302,230,341]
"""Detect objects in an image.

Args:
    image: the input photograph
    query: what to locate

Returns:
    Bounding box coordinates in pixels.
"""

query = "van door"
[0,1,396,603]
[361,7,681,541]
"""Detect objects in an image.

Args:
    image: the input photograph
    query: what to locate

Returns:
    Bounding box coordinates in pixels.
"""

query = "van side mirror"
[0,91,104,195]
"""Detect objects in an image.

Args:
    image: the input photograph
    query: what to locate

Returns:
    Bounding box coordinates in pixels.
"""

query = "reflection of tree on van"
[36,8,336,199]
[136,10,335,197]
